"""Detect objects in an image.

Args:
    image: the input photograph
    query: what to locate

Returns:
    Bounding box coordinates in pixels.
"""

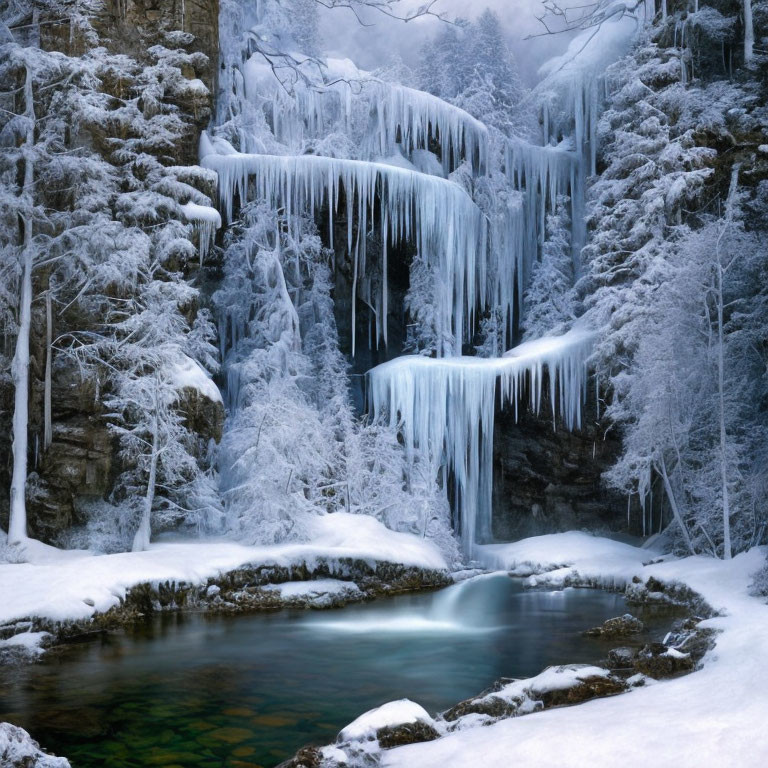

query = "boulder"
[583,613,644,638]
[634,643,694,679]
[377,720,441,749]
[606,646,638,669]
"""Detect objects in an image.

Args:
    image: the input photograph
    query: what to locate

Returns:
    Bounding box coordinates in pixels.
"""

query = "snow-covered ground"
[379,534,768,768]
[0,513,446,628]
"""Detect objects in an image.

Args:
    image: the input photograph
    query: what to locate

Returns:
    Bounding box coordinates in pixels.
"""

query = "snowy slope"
[381,536,768,768]
[0,514,446,626]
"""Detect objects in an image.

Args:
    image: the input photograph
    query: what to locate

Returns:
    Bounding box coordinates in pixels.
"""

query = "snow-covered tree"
[522,195,576,340]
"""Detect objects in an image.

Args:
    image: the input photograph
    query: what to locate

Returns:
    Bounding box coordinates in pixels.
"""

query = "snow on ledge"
[261,579,361,599]
[166,353,223,405]
[0,513,446,627]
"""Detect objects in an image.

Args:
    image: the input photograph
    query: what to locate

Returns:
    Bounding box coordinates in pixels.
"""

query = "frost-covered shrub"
[57,499,138,554]
[749,556,768,599]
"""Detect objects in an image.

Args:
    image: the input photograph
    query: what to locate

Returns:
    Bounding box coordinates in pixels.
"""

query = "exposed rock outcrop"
[583,613,645,638]
[491,387,631,541]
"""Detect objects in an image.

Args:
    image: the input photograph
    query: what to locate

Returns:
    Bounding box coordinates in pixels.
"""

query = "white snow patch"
[0,513,446,626]
[0,723,70,767]
[0,630,50,655]
[167,353,223,404]
[340,699,434,742]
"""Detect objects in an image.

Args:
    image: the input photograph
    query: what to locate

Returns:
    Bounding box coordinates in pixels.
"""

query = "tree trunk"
[714,166,740,560]
[44,290,52,450]
[744,0,754,64]
[8,63,36,545]
[658,455,695,555]
[132,382,160,552]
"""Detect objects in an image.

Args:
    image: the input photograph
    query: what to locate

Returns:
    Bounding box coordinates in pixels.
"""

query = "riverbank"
[281,533,767,768]
[0,513,450,659]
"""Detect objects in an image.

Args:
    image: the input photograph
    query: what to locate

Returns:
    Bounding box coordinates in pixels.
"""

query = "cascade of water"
[369,328,596,555]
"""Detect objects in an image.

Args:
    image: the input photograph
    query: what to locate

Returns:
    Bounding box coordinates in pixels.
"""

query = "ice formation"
[201,149,487,355]
[181,202,222,264]
[242,56,489,174]
[202,1,639,557]
[505,138,581,291]
[536,6,640,174]
[368,328,596,554]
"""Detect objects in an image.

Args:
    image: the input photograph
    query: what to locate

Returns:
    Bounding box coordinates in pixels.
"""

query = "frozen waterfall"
[201,148,488,356]
[368,328,596,555]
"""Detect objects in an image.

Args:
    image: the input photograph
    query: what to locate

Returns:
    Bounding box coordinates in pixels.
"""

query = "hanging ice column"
[368,328,596,555]
[505,138,581,293]
[182,202,222,264]
[503,8,641,297]
[201,148,488,356]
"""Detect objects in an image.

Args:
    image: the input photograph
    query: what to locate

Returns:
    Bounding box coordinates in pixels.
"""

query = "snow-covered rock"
[0,723,70,767]
[339,699,435,743]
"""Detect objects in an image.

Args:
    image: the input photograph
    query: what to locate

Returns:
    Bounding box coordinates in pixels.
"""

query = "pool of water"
[0,574,677,768]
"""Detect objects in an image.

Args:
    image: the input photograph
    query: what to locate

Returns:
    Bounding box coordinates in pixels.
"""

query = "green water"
[0,575,676,767]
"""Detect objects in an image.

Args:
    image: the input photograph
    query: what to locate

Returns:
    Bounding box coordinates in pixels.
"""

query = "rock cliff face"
[491,385,632,542]
[0,1,222,542]
[93,0,219,166]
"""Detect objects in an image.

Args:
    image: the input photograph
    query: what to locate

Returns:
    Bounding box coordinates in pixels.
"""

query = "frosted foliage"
[214,205,456,557]
[523,196,575,341]
[369,329,595,554]
[202,151,487,356]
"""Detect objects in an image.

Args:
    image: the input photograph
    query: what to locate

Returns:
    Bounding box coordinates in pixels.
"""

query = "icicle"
[368,327,596,554]
[240,56,488,174]
[182,202,222,265]
[505,138,578,308]
[202,151,487,355]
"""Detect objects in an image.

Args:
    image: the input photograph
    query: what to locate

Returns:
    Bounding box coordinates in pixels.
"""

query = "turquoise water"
[0,575,673,768]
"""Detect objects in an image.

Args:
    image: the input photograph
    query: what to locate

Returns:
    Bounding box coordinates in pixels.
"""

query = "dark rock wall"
[491,381,636,541]
[0,0,221,541]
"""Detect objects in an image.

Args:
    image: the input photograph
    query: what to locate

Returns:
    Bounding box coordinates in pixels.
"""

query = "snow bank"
[478,530,653,584]
[369,328,596,553]
[339,699,434,742]
[0,513,446,627]
[381,537,768,768]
